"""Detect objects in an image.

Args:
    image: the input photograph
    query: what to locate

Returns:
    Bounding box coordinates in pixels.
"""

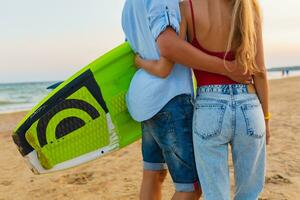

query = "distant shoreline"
[1,75,300,114]
[0,76,299,115]
[0,109,30,115]
[0,70,299,85]
[0,80,60,85]
[268,73,300,80]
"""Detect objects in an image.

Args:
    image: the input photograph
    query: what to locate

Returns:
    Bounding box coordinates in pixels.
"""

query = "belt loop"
[229,85,233,95]
[221,85,227,94]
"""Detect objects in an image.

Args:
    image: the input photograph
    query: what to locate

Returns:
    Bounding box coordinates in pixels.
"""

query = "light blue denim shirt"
[122,0,193,122]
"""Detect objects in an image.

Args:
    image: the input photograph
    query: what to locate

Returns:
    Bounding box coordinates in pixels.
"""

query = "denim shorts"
[141,94,198,192]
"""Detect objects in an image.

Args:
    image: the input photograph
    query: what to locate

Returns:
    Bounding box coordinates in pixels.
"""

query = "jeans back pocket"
[193,102,226,140]
[241,103,266,138]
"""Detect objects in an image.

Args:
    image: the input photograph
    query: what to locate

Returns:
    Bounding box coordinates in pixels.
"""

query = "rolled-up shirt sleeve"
[144,0,181,40]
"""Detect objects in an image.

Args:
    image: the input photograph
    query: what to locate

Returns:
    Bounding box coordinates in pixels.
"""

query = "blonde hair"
[226,0,262,74]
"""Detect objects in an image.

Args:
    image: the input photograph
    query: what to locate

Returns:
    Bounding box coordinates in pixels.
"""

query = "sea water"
[0,70,299,113]
[0,82,55,113]
[268,70,300,80]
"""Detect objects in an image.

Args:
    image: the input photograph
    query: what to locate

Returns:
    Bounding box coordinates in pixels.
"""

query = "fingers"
[134,54,141,67]
[237,72,253,84]
[244,72,253,80]
[246,79,252,84]
[241,80,249,84]
[240,79,253,85]
[244,76,253,84]
[135,54,140,61]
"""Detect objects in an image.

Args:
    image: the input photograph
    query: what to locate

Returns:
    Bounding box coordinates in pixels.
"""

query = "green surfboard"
[12,42,141,174]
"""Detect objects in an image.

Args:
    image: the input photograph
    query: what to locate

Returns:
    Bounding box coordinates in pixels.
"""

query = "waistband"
[197,84,256,95]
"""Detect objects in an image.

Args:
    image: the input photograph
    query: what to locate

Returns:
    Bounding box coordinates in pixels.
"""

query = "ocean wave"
[0,100,28,105]
[0,82,53,113]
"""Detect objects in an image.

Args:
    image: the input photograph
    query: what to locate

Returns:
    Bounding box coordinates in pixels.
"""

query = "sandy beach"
[0,77,299,200]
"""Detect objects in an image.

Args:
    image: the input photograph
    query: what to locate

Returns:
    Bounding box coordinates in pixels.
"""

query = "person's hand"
[225,61,253,84]
[135,54,142,68]
[265,120,270,145]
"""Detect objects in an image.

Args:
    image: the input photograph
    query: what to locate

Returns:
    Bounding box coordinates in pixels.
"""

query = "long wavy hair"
[226,0,262,74]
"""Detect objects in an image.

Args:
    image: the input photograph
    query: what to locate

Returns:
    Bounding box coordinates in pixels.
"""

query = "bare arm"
[156,28,252,83]
[135,8,188,78]
[253,20,270,144]
[135,56,173,78]
[138,3,230,78]
[137,0,251,83]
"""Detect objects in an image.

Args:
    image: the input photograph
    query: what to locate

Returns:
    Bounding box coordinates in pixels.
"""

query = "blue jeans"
[193,85,266,200]
[142,94,198,192]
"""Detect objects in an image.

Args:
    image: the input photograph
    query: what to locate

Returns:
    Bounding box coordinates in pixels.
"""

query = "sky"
[0,0,299,83]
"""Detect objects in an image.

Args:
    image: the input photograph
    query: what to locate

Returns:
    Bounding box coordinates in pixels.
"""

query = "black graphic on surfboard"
[13,70,108,156]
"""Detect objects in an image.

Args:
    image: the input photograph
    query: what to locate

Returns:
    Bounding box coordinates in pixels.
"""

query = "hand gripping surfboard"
[12,42,141,174]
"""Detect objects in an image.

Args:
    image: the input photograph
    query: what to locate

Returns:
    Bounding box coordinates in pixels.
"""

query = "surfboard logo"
[14,69,109,157]
[17,70,113,169]
[36,99,101,147]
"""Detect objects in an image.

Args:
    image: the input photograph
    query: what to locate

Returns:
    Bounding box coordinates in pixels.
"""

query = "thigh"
[141,120,166,170]
[152,95,198,191]
[192,97,231,200]
[232,97,266,199]
[193,133,231,200]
